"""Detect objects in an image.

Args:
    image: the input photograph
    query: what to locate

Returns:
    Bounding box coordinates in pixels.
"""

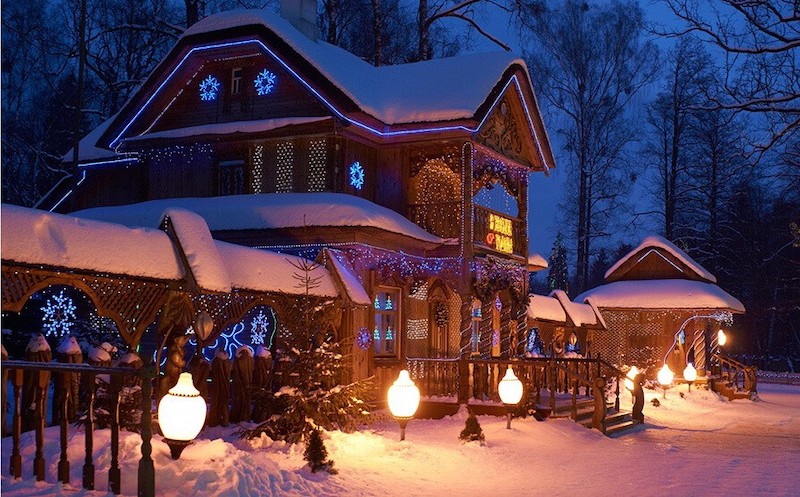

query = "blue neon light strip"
[108,38,550,167]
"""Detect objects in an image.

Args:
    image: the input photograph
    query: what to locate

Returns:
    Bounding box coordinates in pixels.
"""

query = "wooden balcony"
[473,205,525,257]
[407,201,462,239]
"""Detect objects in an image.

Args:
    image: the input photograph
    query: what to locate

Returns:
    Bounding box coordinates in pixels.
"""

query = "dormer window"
[231,68,243,95]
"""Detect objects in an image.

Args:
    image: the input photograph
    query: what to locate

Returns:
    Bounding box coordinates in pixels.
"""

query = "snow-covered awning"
[575,279,745,313]
[1,204,184,282]
[324,249,371,307]
[74,193,449,245]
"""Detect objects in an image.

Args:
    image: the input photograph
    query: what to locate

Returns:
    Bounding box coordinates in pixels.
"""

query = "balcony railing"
[473,205,525,256]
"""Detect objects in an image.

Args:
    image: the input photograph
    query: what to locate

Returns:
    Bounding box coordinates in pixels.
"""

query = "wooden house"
[37,6,556,387]
[575,236,745,377]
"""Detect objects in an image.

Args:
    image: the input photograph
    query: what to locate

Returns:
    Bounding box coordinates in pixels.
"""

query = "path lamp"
[657,365,674,399]
[387,370,420,441]
[625,366,640,403]
[498,368,524,429]
[683,363,697,392]
[158,372,207,459]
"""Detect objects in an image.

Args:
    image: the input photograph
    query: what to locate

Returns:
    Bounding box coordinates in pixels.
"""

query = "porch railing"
[1,360,156,496]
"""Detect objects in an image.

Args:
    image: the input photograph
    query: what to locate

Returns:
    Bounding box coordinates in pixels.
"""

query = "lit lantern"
[498,368,524,429]
[158,372,207,459]
[387,370,420,441]
[717,329,727,347]
[683,363,697,392]
[625,366,640,392]
[657,364,674,399]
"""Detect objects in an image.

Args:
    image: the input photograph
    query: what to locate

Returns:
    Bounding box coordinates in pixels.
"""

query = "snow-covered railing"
[1,360,156,496]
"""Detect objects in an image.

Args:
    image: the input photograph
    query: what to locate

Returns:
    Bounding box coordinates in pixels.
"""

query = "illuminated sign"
[486,213,514,254]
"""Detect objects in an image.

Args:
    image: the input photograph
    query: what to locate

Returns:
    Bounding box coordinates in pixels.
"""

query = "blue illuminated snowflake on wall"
[42,290,77,337]
[349,161,365,190]
[199,75,220,101]
[254,69,277,96]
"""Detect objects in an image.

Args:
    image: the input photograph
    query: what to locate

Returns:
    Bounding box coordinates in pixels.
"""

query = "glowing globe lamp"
[657,364,674,399]
[387,370,420,441]
[625,366,640,392]
[683,363,697,392]
[498,368,524,429]
[158,372,207,459]
[718,329,727,347]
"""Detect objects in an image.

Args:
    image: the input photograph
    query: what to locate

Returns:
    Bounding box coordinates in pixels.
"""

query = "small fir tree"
[459,411,486,444]
[304,429,337,474]
[548,232,569,294]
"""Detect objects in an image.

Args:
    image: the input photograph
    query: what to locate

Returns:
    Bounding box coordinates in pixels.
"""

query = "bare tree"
[659,0,800,155]
[642,37,713,239]
[522,0,659,293]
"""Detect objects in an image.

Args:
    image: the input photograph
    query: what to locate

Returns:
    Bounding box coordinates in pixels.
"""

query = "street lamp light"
[498,368,523,429]
[387,370,420,441]
[683,363,697,392]
[158,372,207,459]
[657,364,674,399]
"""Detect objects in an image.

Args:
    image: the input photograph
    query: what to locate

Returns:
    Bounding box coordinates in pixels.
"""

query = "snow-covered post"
[231,346,254,422]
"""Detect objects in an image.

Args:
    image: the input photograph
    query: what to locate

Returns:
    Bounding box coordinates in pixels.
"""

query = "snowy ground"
[2,383,799,497]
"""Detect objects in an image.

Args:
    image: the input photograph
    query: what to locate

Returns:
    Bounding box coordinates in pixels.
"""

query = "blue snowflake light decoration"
[349,161,365,190]
[254,69,277,96]
[199,75,220,101]
[42,290,77,337]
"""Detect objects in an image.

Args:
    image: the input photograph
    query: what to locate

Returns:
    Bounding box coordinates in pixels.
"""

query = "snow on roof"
[527,294,567,323]
[183,9,524,125]
[575,279,745,312]
[1,204,184,281]
[213,240,338,298]
[62,114,122,163]
[325,249,371,306]
[605,235,717,283]
[165,208,232,294]
[550,290,598,327]
[74,193,446,244]
[527,253,548,271]
[127,117,331,142]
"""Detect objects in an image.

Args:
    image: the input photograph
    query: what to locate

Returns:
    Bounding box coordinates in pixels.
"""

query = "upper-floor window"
[374,289,399,357]
[218,160,244,196]
[231,68,243,95]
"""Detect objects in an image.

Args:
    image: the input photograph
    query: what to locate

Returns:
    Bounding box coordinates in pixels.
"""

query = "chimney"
[280,0,318,41]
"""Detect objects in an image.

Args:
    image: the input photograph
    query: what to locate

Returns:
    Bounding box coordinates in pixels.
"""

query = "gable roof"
[604,235,717,284]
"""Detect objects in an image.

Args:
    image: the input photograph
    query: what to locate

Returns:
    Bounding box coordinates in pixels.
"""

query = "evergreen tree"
[547,232,569,294]
[304,429,337,474]
[459,411,485,444]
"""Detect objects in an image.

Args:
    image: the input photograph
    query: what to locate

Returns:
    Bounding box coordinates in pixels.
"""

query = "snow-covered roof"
[214,240,338,297]
[1,204,184,281]
[550,290,598,327]
[325,250,371,306]
[605,235,717,283]
[127,117,331,142]
[575,279,745,312]
[527,294,567,323]
[165,208,232,293]
[74,193,447,244]
[527,253,548,271]
[183,10,525,125]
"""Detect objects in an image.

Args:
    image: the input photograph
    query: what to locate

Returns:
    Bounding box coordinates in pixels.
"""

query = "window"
[218,160,244,196]
[373,289,399,356]
[231,68,243,95]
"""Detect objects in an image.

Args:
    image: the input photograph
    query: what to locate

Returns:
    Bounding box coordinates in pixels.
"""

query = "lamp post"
[625,366,640,403]
[498,368,523,429]
[387,370,420,441]
[158,372,207,459]
[657,364,674,399]
[683,363,697,392]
